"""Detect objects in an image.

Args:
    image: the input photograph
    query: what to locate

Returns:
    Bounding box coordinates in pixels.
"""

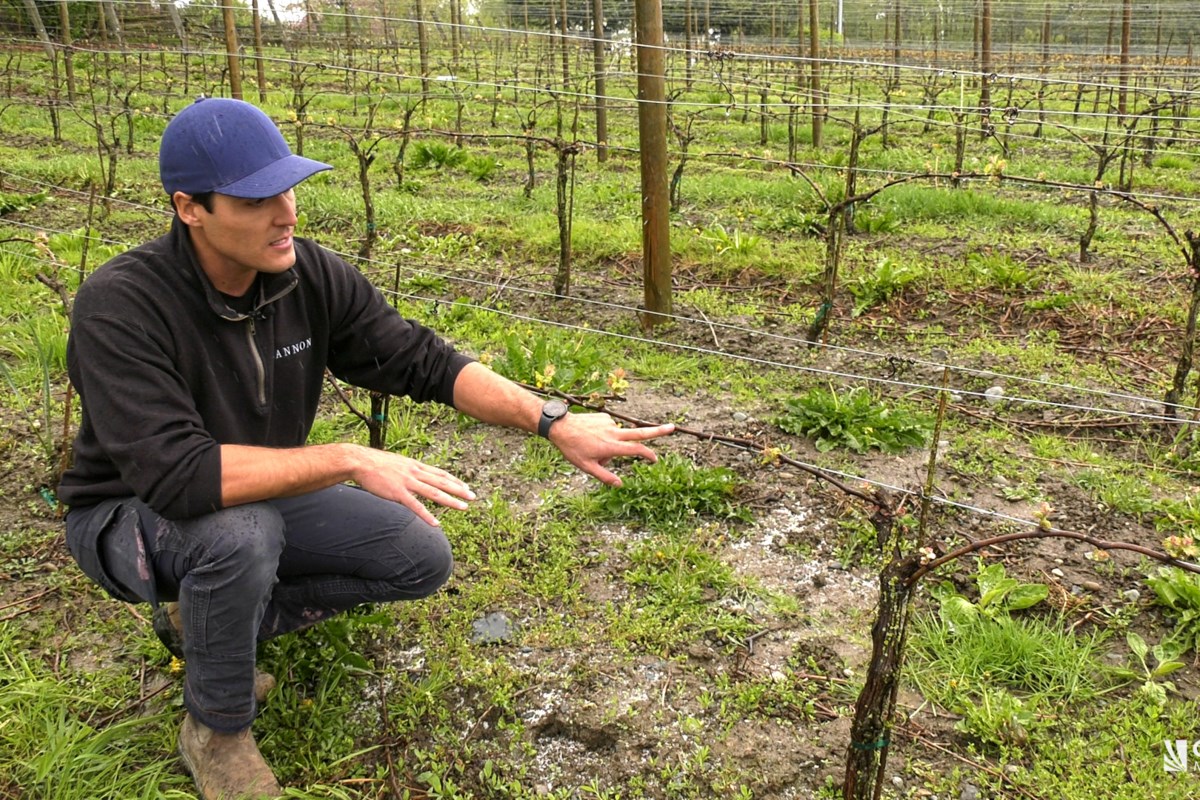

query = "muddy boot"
[154,602,276,703]
[178,714,282,800]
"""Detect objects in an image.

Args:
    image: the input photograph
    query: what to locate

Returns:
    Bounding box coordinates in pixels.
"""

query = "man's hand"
[451,361,676,487]
[220,442,475,528]
[350,447,476,527]
[548,412,676,486]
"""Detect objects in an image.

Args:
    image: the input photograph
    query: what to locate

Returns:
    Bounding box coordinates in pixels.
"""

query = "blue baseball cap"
[160,97,331,198]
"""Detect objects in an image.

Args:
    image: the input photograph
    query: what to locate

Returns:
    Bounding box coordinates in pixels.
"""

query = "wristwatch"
[538,399,569,439]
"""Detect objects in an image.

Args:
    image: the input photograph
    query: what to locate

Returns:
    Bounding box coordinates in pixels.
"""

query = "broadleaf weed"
[776,385,932,454]
[1145,568,1200,656]
[575,453,751,530]
[847,256,924,316]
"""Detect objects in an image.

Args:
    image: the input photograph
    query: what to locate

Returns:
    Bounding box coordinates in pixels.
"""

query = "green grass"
[906,609,1112,757]
[0,621,194,798]
[878,184,1079,231]
[909,611,1108,701]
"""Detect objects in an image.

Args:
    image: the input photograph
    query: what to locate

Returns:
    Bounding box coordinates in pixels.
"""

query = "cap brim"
[215,154,333,198]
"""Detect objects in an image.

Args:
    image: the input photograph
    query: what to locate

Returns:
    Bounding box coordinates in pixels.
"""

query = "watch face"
[539,399,569,438]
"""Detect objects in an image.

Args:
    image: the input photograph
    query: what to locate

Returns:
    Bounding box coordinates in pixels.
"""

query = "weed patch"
[776,385,932,454]
[1146,568,1200,656]
[572,453,751,530]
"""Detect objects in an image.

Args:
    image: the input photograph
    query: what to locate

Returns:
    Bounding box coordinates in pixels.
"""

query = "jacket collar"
[169,215,299,321]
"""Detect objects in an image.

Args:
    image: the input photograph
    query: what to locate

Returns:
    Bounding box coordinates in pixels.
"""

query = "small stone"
[732,411,748,422]
[471,611,516,644]
[959,783,980,800]
[984,386,1005,405]
[535,783,552,796]
[771,670,787,682]
[891,776,904,789]
[1122,589,1141,603]
[949,392,963,403]
[1004,764,1021,776]
[1050,568,1065,578]
[1080,580,1102,592]
[1070,585,1084,596]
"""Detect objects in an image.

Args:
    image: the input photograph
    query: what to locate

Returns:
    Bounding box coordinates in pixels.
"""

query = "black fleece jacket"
[58,217,473,519]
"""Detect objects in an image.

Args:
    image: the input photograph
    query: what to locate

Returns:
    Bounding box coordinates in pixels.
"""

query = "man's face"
[175,189,299,294]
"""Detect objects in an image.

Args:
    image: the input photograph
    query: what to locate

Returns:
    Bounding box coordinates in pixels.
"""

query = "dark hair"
[190,192,216,213]
[170,190,215,217]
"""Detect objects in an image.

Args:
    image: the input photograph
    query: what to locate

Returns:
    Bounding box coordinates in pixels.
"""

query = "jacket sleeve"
[68,303,223,520]
[316,246,474,405]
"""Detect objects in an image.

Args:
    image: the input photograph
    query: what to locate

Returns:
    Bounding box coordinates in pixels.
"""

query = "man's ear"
[173,191,204,226]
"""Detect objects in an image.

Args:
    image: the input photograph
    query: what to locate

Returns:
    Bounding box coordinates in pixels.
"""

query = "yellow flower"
[535,363,557,389]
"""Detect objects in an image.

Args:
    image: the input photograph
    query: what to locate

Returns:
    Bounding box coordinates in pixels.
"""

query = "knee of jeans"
[198,504,285,581]
[392,523,454,598]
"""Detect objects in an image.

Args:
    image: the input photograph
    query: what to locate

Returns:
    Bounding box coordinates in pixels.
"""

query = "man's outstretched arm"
[219,362,673,525]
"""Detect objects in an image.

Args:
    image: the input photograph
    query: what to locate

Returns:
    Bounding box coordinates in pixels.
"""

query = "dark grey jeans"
[65,485,453,732]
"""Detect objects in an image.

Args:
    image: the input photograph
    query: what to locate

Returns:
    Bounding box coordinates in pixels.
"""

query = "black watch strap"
[538,400,569,439]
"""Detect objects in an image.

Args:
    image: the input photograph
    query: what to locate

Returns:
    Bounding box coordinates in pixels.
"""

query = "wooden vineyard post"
[252,0,267,102]
[415,0,430,96]
[1118,0,1131,118]
[635,0,672,328]
[19,0,60,140]
[809,0,822,148]
[979,0,991,135]
[57,0,75,101]
[593,0,608,162]
[222,1,244,100]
